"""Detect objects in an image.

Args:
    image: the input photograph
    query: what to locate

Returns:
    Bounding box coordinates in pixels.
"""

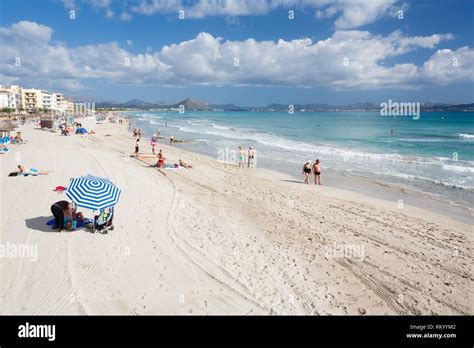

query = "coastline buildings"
[0,85,75,114]
[41,90,58,111]
[0,85,22,110]
[23,88,43,111]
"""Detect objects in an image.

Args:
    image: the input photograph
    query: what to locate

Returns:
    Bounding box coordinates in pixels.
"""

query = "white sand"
[0,118,472,315]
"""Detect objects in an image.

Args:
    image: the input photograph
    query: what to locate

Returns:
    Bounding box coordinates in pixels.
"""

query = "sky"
[0,0,473,106]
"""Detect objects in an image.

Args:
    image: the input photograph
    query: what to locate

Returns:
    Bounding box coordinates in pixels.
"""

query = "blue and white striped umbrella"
[66,175,121,211]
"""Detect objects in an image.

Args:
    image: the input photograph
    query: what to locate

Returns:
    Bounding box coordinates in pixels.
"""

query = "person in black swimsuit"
[302,160,312,184]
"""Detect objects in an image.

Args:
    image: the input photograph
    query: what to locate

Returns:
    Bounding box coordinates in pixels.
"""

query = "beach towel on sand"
[8,172,36,177]
[47,218,92,228]
[163,163,180,169]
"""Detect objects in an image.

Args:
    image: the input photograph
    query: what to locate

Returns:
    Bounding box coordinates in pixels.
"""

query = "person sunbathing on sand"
[179,159,192,168]
[18,165,49,176]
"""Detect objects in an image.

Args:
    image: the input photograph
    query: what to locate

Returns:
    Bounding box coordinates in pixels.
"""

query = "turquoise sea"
[128,111,474,209]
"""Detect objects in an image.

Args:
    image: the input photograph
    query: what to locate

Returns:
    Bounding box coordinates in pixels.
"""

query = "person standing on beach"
[151,136,157,154]
[157,149,165,168]
[170,135,174,146]
[302,160,312,184]
[134,138,140,157]
[247,146,255,168]
[238,146,244,167]
[313,159,321,185]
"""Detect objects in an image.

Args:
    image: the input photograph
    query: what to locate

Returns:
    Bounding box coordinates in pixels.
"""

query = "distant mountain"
[209,103,251,111]
[167,98,209,110]
[123,99,166,108]
[422,103,474,112]
[69,96,118,104]
[94,97,474,112]
[95,99,165,109]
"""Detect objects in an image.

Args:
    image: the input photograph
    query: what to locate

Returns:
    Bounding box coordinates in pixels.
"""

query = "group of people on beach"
[131,128,192,169]
[238,146,255,168]
[302,159,321,185]
[134,128,176,157]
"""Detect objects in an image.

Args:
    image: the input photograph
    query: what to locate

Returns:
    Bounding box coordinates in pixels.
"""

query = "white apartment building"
[0,85,22,111]
[0,84,72,113]
[55,93,67,114]
[42,91,58,111]
[0,90,10,109]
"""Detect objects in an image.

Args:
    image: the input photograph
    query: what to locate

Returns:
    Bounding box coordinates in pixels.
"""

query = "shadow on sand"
[25,216,57,233]
[280,179,304,184]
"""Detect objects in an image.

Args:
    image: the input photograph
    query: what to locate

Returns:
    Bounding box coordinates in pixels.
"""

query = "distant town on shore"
[1,85,473,114]
[85,97,474,113]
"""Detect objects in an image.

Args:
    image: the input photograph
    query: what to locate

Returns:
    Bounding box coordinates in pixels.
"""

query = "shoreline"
[1,118,472,315]
[174,143,473,227]
[127,115,473,225]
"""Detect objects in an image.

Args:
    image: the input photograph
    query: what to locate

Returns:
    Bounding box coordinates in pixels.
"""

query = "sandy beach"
[0,118,472,315]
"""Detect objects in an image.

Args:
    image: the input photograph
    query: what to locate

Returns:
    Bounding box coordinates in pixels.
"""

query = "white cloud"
[61,0,409,29]
[62,0,76,10]
[85,0,111,8]
[130,0,182,16]
[0,21,471,91]
[421,47,474,85]
[130,0,277,18]
[119,12,132,21]
[315,0,399,29]
[129,0,403,28]
[64,0,407,28]
[180,0,273,18]
[0,21,53,42]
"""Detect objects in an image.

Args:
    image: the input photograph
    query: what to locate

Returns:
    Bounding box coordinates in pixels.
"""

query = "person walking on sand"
[170,135,174,146]
[247,146,255,168]
[313,159,321,185]
[238,146,244,167]
[302,160,312,184]
[134,138,140,157]
[151,135,157,154]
